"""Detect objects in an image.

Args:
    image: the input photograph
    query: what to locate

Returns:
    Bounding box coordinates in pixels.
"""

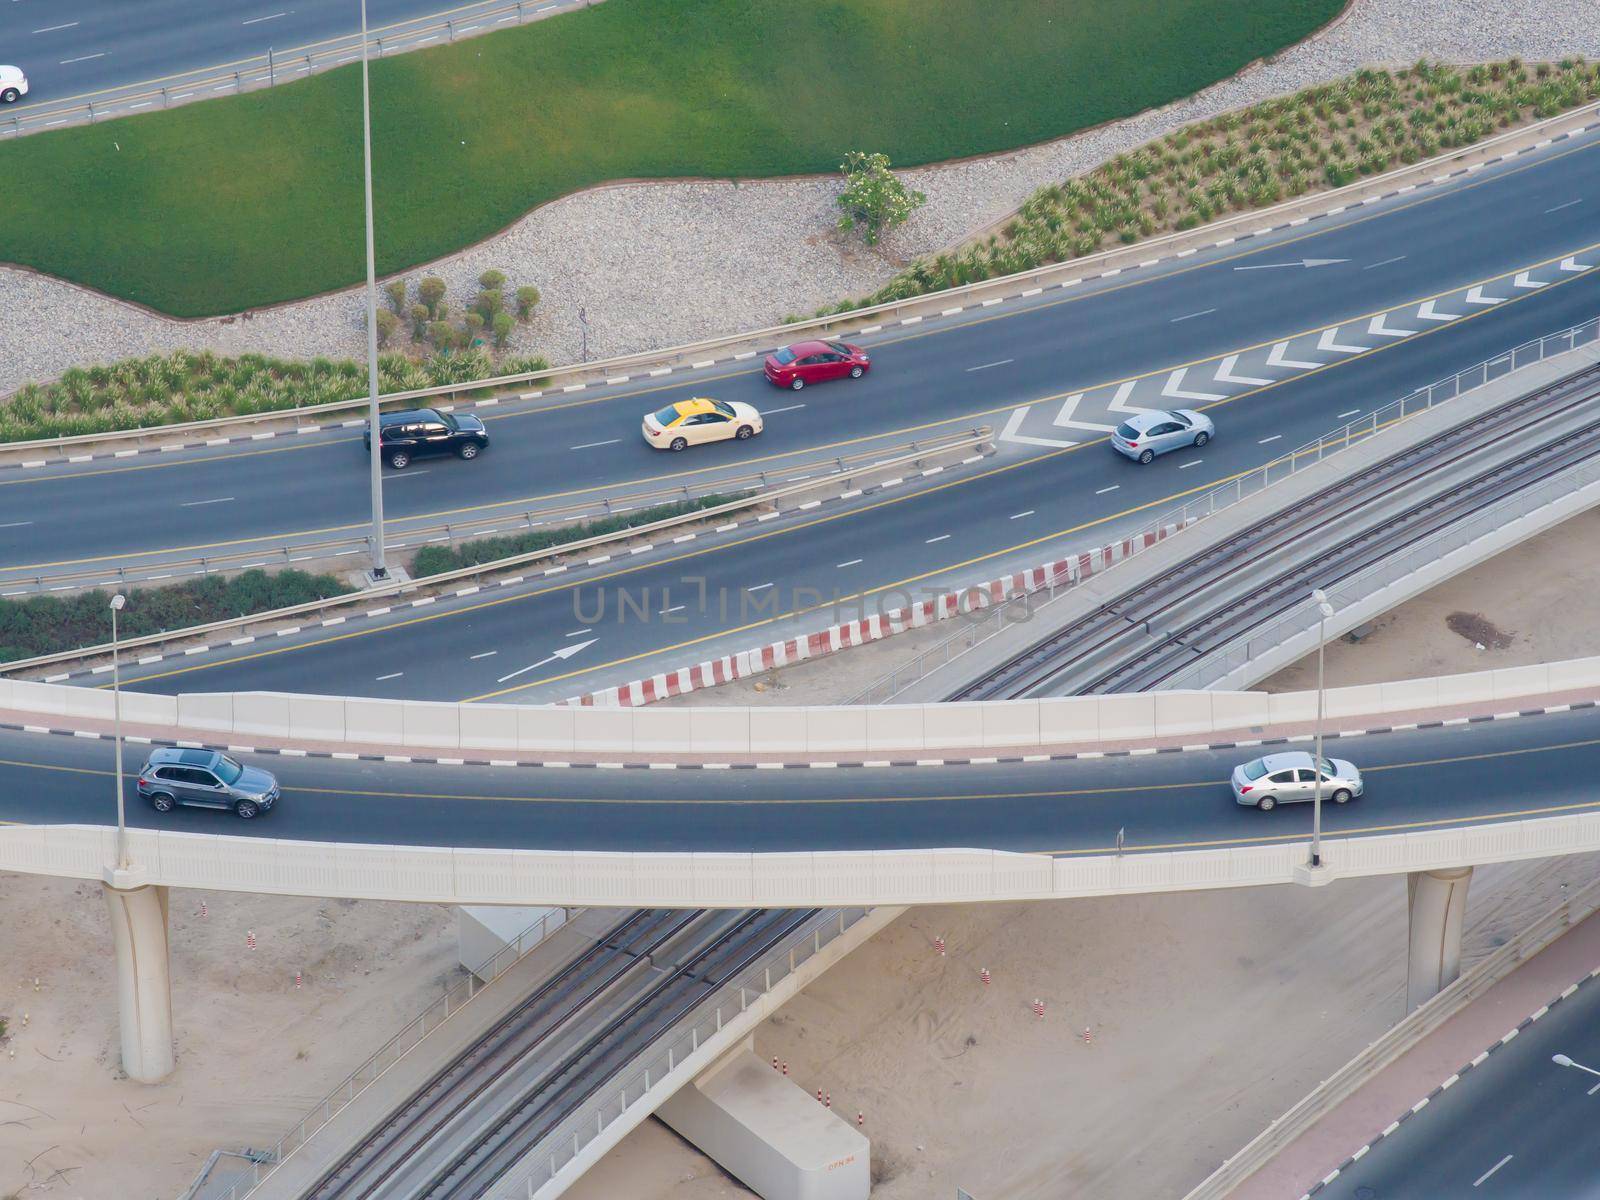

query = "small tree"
[464,312,486,344]
[474,288,504,322]
[383,279,408,313]
[418,276,447,319]
[373,308,399,347]
[478,269,507,291]
[492,311,515,349]
[426,320,454,351]
[835,150,926,246]
[408,303,430,340]
[515,285,541,322]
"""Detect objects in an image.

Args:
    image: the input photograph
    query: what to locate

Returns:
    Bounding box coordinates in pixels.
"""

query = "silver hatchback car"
[1111,408,1214,464]
[1231,751,1363,811]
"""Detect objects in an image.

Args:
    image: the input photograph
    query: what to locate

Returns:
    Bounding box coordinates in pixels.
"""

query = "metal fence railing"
[849,314,1600,705]
[1,0,587,141]
[487,908,868,1200]
[214,907,570,1200]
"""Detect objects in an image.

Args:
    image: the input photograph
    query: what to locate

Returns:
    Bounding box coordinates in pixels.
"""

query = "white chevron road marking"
[1161,367,1226,402]
[1107,380,1148,415]
[1465,285,1505,305]
[1267,340,1321,370]
[1512,270,1546,289]
[1052,393,1118,433]
[1002,405,1080,447]
[1317,327,1368,354]
[1417,299,1461,321]
[1559,256,1592,272]
[1367,312,1418,338]
[1214,354,1273,386]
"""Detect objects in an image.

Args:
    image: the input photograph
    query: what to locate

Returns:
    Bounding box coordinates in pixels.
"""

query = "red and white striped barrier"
[562,520,1191,707]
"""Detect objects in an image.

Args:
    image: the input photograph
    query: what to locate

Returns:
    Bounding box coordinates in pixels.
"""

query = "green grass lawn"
[0,0,1344,317]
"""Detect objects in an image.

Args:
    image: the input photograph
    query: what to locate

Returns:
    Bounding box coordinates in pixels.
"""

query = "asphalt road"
[3,704,1599,853]
[1319,971,1600,1199]
[5,129,1600,583]
[0,0,517,103]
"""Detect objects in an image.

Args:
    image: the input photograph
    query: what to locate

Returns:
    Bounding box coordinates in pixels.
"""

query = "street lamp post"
[1552,1053,1600,1082]
[111,593,128,868]
[1310,588,1336,869]
[359,0,388,581]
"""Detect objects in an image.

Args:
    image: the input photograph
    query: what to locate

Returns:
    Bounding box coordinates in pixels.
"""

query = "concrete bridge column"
[1406,866,1473,1011]
[102,868,175,1083]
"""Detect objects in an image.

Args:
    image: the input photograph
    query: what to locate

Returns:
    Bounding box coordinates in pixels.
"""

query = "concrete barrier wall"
[8,811,1600,907]
[4,653,1598,757]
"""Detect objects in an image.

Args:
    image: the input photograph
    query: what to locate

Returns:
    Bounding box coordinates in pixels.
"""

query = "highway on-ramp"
[3,703,1600,854]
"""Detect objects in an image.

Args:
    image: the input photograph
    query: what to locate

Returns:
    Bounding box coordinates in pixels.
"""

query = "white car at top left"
[1,65,28,104]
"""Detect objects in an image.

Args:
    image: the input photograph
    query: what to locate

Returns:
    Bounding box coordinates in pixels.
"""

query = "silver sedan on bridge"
[1231,751,1363,811]
[1111,408,1214,464]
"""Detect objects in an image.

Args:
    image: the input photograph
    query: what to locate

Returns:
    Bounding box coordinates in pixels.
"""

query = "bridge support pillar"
[1406,865,1472,1011]
[102,869,175,1083]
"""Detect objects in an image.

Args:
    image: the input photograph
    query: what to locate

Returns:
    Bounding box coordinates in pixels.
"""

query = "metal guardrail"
[0,428,990,674]
[215,908,572,1200]
[1181,876,1600,1200]
[492,907,868,1199]
[8,95,1598,456]
[1,0,587,141]
[848,315,1600,704]
[0,433,973,595]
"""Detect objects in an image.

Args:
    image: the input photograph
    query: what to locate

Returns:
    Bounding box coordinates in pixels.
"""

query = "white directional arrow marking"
[1317,327,1368,354]
[1464,285,1504,305]
[1233,258,1350,271]
[1213,354,1273,386]
[1367,313,1418,338]
[1512,271,1546,289]
[1002,405,1080,447]
[1559,256,1592,272]
[1267,340,1321,370]
[1052,393,1117,434]
[496,638,598,683]
[1416,299,1461,322]
[1161,367,1226,402]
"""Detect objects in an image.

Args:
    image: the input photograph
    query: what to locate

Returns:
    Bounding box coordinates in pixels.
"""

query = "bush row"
[411,494,748,577]
[2,348,551,444]
[799,58,1600,319]
[0,570,350,663]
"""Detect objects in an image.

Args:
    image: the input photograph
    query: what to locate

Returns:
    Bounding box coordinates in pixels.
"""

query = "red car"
[763,340,871,390]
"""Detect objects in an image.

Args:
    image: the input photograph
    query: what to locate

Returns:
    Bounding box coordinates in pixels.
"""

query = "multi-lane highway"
[0,0,513,103]
[2,703,1598,853]
[1317,972,1600,1199]
[7,129,1600,704]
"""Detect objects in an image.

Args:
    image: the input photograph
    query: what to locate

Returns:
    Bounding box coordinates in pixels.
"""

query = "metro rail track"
[953,359,1600,701]
[306,907,818,1200]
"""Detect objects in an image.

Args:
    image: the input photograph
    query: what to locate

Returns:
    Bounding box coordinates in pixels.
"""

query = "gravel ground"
[3,0,1596,396]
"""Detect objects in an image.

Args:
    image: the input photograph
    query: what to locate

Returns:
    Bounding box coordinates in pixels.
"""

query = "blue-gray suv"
[137,748,280,819]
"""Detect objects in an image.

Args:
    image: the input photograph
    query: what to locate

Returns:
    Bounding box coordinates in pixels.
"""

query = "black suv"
[364,408,489,469]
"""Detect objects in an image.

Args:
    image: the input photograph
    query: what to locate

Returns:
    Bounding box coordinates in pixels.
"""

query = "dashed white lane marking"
[1169,307,1216,323]
[836,558,863,568]
[1474,1155,1513,1187]
[242,11,287,23]
[570,439,621,450]
[1364,254,1407,269]
[925,534,950,544]
[966,359,1014,372]
[1337,408,1362,418]
[60,52,106,63]
[1094,485,1119,495]
[1179,459,1203,469]
[1009,510,1035,519]
[659,604,686,614]
[34,20,81,32]
[747,582,774,592]
[469,651,498,660]
[179,496,235,507]
[1259,434,1282,444]
[0,521,34,529]
[565,628,592,637]
[375,672,403,681]
[763,403,806,415]
[383,469,431,478]
[1545,198,1582,213]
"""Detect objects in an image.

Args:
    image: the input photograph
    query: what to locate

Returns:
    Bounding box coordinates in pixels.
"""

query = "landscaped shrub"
[410,494,747,577]
[478,269,507,291]
[516,286,541,321]
[373,308,399,346]
[836,150,927,245]
[383,279,408,313]
[841,57,1600,311]
[492,311,515,349]
[0,570,350,663]
[417,276,448,318]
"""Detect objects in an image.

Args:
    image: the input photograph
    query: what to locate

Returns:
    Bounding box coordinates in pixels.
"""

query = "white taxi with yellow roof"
[641,397,763,451]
